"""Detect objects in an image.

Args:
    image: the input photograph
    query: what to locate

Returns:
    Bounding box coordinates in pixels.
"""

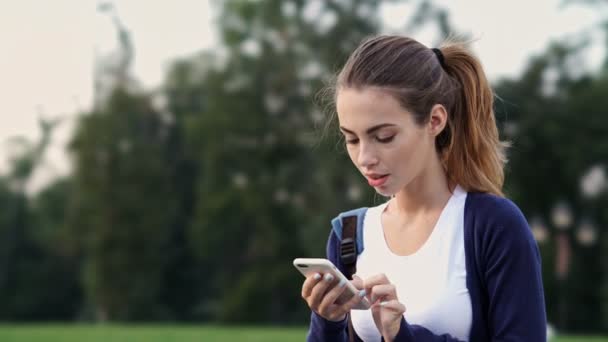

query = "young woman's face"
[336,87,436,196]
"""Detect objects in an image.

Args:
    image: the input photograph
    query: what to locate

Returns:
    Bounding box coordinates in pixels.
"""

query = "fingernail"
[338,278,347,287]
[380,301,389,307]
[313,273,321,280]
[358,289,366,297]
[324,273,334,282]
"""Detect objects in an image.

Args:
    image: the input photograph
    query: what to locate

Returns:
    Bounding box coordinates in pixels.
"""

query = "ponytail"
[437,42,508,197]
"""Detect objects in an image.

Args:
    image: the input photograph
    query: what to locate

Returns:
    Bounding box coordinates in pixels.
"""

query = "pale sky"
[0,0,604,192]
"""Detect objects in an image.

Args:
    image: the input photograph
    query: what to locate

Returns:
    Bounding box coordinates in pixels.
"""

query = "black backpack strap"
[340,215,358,280]
[340,215,358,342]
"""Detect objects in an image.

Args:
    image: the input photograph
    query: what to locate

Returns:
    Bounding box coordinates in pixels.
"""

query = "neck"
[390,153,453,216]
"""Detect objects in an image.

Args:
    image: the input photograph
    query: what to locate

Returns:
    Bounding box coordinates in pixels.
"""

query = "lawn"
[0,325,303,342]
[0,325,606,341]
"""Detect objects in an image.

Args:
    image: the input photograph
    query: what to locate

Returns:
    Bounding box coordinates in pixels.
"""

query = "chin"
[375,186,395,198]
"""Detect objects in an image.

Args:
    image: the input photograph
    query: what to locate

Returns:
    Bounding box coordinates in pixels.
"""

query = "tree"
[68,88,176,321]
[0,118,80,320]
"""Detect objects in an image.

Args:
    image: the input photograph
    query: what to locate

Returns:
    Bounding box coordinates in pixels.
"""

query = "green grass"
[0,325,606,341]
[554,339,608,342]
[0,325,305,342]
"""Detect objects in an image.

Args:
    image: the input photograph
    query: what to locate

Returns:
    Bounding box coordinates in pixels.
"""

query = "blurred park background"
[1,0,608,340]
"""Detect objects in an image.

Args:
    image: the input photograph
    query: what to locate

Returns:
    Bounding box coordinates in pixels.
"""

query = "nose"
[357,141,379,169]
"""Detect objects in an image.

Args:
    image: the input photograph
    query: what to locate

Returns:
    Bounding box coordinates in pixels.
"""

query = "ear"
[428,104,448,137]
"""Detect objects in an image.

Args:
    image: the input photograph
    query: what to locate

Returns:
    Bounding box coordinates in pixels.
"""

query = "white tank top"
[351,185,472,341]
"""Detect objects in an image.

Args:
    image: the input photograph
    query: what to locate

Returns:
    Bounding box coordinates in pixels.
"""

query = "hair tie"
[431,48,445,68]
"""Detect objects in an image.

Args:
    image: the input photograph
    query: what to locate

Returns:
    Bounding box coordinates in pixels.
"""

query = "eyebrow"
[339,123,397,135]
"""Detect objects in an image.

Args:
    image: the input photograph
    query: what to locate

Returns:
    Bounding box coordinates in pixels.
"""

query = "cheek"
[390,136,426,173]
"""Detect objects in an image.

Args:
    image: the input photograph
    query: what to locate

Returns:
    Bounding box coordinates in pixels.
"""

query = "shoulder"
[464,192,536,254]
[465,191,527,228]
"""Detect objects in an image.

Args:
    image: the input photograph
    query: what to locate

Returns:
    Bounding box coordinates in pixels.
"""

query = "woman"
[301,35,547,341]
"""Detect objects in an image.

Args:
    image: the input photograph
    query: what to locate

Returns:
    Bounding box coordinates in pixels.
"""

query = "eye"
[345,138,359,145]
[376,135,395,144]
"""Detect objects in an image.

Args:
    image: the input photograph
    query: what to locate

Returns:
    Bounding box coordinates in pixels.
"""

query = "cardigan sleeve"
[306,311,349,342]
[478,198,547,341]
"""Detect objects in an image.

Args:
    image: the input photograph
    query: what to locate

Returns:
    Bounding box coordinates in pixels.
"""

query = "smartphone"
[293,258,371,310]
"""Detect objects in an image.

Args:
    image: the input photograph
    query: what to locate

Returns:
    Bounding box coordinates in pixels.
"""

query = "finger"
[318,278,348,315]
[363,274,391,303]
[363,273,391,288]
[351,274,364,290]
[301,273,322,299]
[308,273,335,309]
[341,287,368,310]
[376,299,406,313]
[369,283,398,303]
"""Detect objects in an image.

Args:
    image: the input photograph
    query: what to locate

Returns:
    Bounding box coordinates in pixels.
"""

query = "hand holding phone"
[294,258,371,312]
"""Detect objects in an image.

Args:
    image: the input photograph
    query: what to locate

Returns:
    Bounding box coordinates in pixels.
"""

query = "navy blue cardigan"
[307,192,547,341]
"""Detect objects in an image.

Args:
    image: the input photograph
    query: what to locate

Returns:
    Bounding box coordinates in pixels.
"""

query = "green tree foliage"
[68,88,176,321]
[0,119,81,320]
[495,40,608,332]
[156,61,203,321]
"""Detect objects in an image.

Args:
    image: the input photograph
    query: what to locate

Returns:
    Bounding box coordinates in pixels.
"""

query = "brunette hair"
[333,35,508,196]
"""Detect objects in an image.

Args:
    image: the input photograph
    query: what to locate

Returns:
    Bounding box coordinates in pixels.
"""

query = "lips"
[366,174,389,187]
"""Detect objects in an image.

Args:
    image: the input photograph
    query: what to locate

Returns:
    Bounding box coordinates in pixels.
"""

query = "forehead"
[336,87,411,130]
